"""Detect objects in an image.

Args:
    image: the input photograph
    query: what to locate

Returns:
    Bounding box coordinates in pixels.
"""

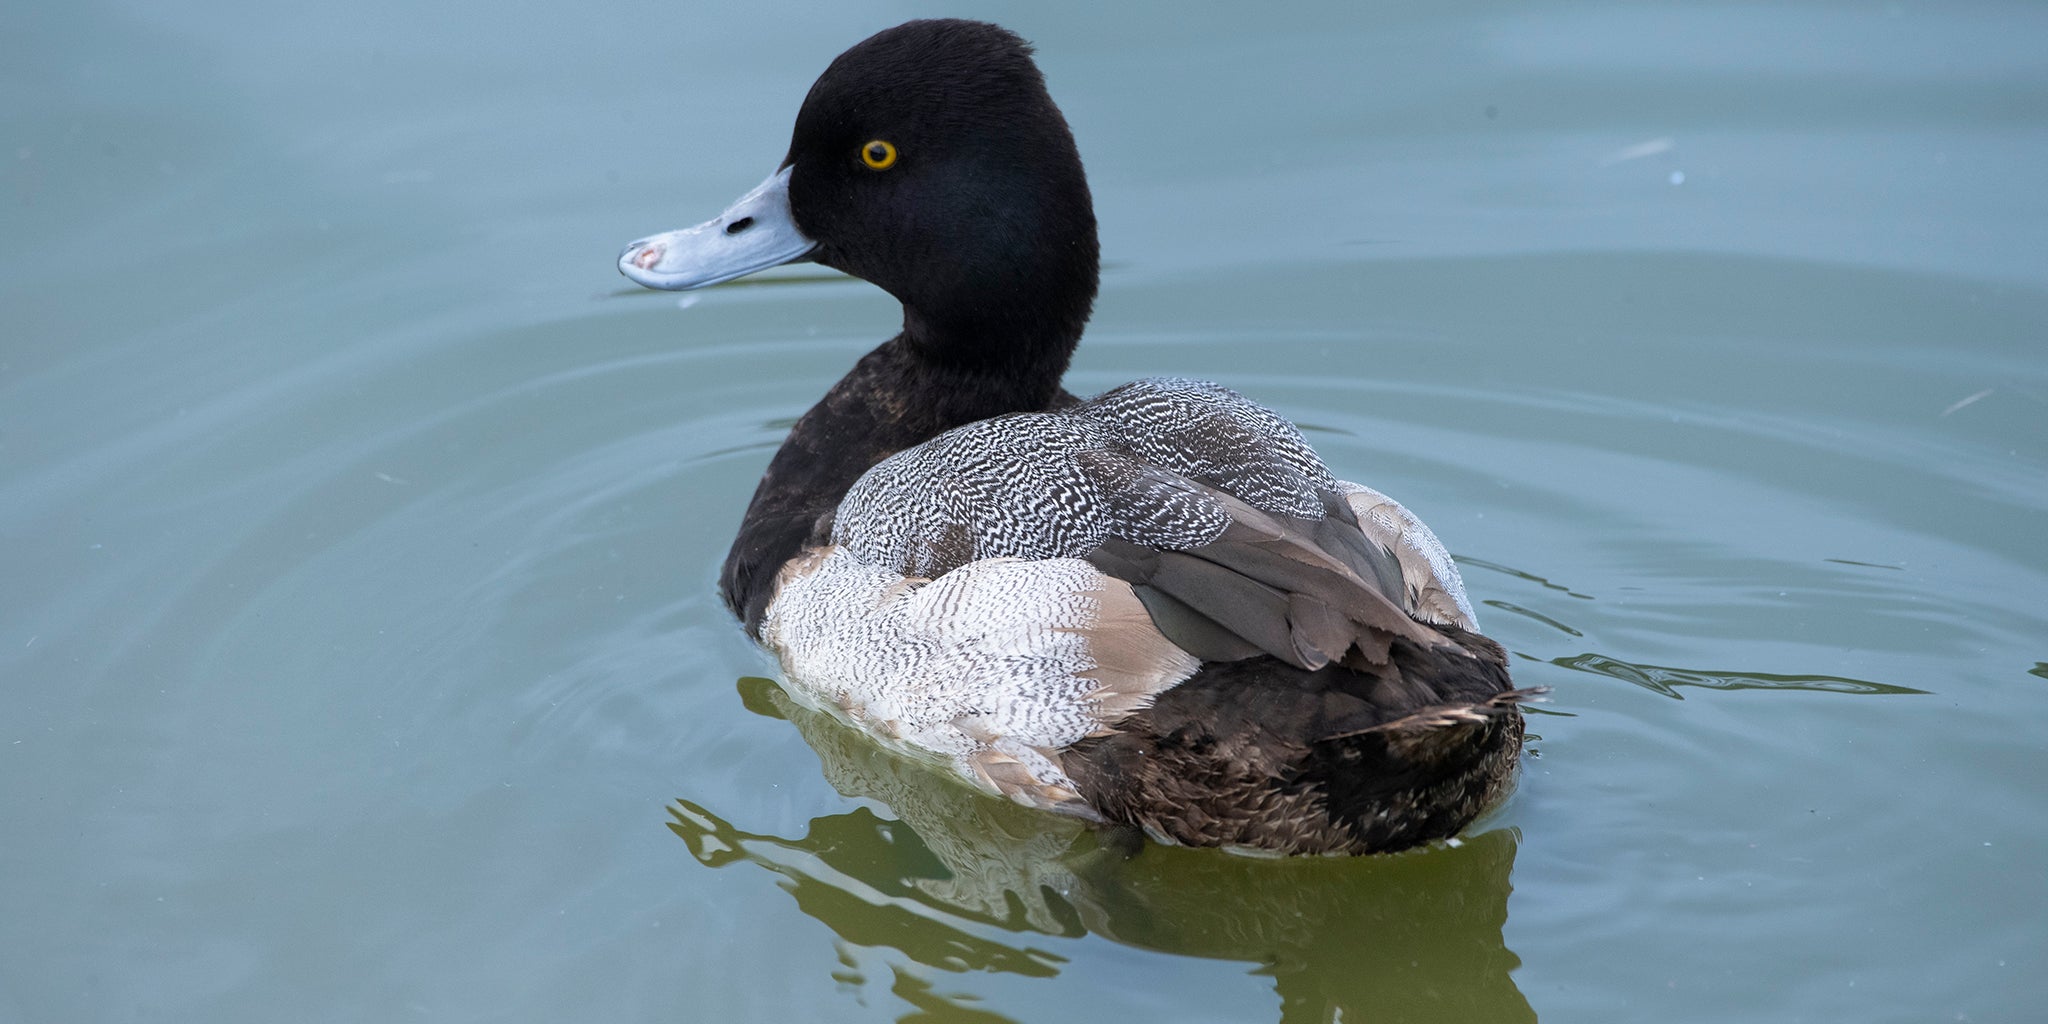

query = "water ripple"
[1551,652,1929,699]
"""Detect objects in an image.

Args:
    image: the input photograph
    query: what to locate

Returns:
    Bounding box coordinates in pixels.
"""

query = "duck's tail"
[1064,634,1541,855]
[1301,686,1547,852]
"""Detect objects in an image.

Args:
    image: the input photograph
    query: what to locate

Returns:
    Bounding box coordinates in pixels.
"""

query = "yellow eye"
[860,139,898,170]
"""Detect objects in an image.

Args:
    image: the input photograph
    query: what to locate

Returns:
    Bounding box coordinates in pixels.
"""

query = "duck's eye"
[860,139,898,170]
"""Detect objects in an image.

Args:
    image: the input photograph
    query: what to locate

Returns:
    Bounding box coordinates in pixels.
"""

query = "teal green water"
[5,2,2046,1021]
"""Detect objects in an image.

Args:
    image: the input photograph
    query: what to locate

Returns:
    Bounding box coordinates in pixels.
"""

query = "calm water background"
[5,1,2045,1021]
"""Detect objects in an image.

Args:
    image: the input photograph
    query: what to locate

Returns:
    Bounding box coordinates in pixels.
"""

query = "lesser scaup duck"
[619,19,1537,855]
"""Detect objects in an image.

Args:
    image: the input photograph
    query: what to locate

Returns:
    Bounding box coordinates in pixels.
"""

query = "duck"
[618,18,1538,855]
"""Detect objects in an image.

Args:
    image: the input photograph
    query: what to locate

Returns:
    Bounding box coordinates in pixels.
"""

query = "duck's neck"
[719,320,1080,632]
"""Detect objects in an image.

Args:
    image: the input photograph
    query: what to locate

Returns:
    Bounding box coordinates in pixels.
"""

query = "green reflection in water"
[1553,652,1929,698]
[2027,662,2048,681]
[668,679,1533,1023]
[889,968,1025,1023]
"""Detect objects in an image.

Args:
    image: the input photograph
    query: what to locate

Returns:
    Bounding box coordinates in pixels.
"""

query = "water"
[5,2,2045,1021]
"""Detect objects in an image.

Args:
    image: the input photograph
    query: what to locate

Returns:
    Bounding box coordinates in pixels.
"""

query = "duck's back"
[834,378,1337,574]
[759,378,1526,851]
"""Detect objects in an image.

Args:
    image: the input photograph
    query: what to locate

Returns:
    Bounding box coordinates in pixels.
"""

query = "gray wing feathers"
[1087,485,1446,672]
[1334,481,1479,631]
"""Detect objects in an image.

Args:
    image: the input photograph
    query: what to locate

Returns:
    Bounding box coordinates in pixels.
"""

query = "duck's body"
[620,19,1534,855]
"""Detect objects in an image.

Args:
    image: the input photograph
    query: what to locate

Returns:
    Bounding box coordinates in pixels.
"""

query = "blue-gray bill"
[618,165,815,290]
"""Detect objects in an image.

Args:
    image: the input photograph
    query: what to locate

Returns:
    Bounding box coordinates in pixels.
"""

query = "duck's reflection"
[667,677,1532,1022]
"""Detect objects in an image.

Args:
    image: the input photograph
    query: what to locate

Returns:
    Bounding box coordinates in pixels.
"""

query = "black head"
[782,20,1099,370]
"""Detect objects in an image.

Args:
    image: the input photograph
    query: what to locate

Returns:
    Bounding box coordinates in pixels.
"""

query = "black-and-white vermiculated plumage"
[841,378,1325,573]
[618,19,1536,855]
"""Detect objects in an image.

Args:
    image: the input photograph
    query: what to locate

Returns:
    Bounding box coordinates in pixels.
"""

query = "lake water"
[5,2,2045,1021]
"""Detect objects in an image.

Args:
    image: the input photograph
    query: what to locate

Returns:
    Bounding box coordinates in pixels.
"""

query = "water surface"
[4,2,2045,1021]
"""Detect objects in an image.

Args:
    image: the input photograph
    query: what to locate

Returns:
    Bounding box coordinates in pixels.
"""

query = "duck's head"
[619,20,1100,367]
